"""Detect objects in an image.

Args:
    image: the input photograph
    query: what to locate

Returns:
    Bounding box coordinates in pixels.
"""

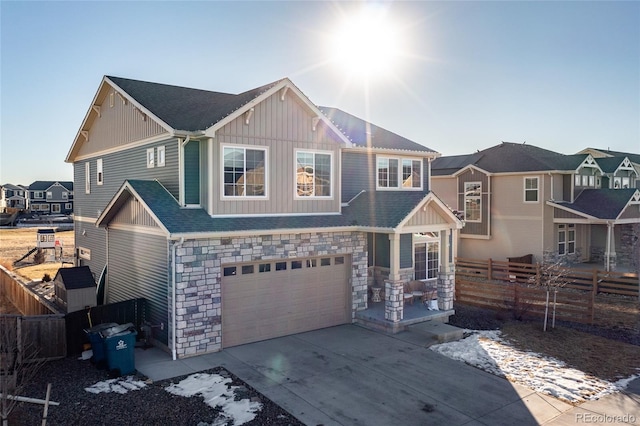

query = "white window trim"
[97,158,103,186]
[147,148,155,168]
[51,204,61,213]
[65,203,73,210]
[46,191,52,200]
[157,146,166,167]
[464,181,482,223]
[34,191,43,199]
[376,156,423,191]
[85,162,91,194]
[294,149,334,199]
[413,233,440,281]
[62,192,68,199]
[558,224,576,255]
[523,176,539,203]
[220,144,269,199]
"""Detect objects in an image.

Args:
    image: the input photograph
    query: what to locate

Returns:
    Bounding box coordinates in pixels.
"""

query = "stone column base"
[385,280,404,322]
[437,272,455,311]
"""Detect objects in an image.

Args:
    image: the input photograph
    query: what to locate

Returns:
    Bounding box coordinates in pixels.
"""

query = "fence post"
[488,258,492,280]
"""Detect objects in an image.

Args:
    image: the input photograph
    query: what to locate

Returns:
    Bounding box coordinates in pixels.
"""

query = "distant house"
[65,76,462,357]
[431,142,640,272]
[0,183,29,211]
[28,181,74,215]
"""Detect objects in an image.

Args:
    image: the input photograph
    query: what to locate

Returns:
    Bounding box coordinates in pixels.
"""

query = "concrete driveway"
[137,324,574,425]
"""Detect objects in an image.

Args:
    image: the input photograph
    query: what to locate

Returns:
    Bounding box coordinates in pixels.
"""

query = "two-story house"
[431,142,640,272]
[28,181,74,215]
[66,76,462,358]
[1,183,29,211]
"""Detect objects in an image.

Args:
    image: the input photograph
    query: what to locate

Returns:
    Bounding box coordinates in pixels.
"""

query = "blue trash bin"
[84,323,118,367]
[104,330,137,376]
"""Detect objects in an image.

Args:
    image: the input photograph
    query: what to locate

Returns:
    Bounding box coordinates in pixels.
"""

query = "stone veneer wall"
[171,231,367,358]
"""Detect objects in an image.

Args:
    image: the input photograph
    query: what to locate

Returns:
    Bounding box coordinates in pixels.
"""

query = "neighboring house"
[431,142,640,272]
[577,148,640,189]
[66,76,462,358]
[28,181,74,215]
[1,183,29,210]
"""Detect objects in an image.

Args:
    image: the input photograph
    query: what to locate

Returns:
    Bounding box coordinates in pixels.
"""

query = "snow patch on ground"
[85,372,262,425]
[431,330,639,404]
[84,376,148,394]
[166,373,262,425]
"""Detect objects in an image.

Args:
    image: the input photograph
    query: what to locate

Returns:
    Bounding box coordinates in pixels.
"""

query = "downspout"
[171,237,184,360]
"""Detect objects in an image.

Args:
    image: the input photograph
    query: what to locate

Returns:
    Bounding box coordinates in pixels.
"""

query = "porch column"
[437,263,455,311]
[605,222,617,271]
[385,233,404,322]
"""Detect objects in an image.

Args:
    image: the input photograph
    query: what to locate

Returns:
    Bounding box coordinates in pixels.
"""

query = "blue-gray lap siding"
[107,229,169,346]
[73,139,179,280]
[342,152,432,201]
[368,232,413,269]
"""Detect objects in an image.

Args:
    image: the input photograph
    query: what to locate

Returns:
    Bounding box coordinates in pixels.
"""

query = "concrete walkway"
[134,324,638,425]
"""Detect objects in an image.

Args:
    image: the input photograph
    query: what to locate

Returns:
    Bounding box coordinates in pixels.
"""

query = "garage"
[222,255,352,348]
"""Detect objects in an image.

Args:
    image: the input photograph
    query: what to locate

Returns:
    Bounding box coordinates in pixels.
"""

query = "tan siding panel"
[77,88,167,158]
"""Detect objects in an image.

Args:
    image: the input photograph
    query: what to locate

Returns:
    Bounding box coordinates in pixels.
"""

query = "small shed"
[54,266,97,313]
[36,229,56,249]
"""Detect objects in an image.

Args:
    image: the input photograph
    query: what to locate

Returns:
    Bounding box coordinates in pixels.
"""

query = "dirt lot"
[0,227,75,281]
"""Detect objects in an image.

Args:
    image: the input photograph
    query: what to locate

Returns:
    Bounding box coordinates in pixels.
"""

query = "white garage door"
[222,255,351,348]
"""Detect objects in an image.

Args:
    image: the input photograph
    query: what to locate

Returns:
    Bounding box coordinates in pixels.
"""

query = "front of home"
[66,76,462,358]
[28,181,74,215]
[1,183,29,211]
[431,142,640,272]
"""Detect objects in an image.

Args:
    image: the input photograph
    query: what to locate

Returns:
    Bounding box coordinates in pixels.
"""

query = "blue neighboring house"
[28,181,74,215]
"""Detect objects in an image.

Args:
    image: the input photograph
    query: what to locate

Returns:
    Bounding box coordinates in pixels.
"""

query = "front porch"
[355,300,454,334]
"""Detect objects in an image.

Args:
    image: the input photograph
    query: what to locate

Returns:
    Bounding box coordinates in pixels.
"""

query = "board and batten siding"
[76,86,168,159]
[107,228,169,346]
[210,91,343,216]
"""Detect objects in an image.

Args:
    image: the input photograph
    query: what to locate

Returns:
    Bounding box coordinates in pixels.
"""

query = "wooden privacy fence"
[0,266,57,315]
[456,257,639,298]
[456,279,595,324]
[0,315,67,362]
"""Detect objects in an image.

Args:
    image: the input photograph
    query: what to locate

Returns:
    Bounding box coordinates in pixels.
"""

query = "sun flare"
[328,7,403,80]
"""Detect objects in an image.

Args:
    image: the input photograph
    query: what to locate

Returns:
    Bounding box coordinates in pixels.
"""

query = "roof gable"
[550,189,640,220]
[29,181,73,191]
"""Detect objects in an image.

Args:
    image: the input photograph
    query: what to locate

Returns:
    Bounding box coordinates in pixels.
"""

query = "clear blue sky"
[1,1,638,185]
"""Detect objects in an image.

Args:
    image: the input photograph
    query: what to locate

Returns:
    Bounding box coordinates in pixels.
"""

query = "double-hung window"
[223,146,267,197]
[377,157,422,189]
[524,177,539,202]
[464,182,481,222]
[558,224,575,255]
[296,151,332,197]
[97,159,103,185]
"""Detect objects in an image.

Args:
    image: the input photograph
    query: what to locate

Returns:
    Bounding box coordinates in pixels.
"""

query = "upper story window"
[33,191,43,199]
[464,182,481,222]
[223,146,267,197]
[377,157,422,190]
[85,162,90,194]
[157,146,166,167]
[62,192,68,200]
[146,148,155,168]
[296,151,332,197]
[524,177,539,202]
[613,176,630,189]
[46,191,53,200]
[97,159,103,185]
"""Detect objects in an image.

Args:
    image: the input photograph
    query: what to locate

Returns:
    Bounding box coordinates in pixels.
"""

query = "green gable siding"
[184,140,200,205]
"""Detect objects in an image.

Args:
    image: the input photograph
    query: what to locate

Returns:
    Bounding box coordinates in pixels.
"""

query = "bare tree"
[529,261,573,331]
[0,316,45,426]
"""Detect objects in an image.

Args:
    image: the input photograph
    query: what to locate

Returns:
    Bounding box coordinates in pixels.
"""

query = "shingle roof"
[123,180,429,234]
[55,266,96,289]
[29,181,74,191]
[553,189,638,219]
[319,107,436,153]
[595,156,633,173]
[431,142,587,174]
[107,76,281,132]
[587,148,640,164]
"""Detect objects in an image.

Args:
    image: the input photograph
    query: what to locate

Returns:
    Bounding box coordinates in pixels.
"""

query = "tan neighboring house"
[431,142,640,272]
